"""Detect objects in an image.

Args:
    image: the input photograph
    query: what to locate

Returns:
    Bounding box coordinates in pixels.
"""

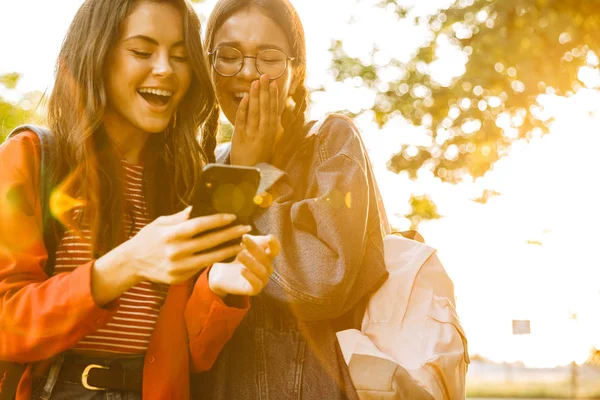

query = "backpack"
[303,116,469,399]
[0,125,61,400]
[336,234,469,399]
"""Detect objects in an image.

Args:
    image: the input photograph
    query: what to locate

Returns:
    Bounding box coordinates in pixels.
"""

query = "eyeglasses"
[208,46,295,80]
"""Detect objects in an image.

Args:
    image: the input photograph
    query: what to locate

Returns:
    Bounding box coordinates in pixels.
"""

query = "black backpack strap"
[7,125,59,276]
[0,126,60,399]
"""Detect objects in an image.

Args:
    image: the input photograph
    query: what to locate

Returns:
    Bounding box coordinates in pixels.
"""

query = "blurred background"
[2,0,600,397]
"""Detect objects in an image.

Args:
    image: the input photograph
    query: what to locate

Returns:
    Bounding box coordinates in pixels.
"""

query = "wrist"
[207,265,227,298]
[95,241,140,286]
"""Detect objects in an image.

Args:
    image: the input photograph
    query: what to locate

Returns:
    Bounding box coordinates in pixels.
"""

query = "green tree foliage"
[586,347,600,367]
[0,73,20,90]
[330,0,600,182]
[406,194,441,230]
[0,73,43,143]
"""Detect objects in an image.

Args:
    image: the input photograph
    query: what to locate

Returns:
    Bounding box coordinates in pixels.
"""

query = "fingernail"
[225,214,237,222]
[239,225,252,234]
[252,81,259,90]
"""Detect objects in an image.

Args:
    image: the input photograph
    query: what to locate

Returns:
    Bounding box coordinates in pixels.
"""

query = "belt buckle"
[82,364,109,390]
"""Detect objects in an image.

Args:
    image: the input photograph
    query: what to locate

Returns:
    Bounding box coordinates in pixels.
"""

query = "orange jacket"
[0,131,249,399]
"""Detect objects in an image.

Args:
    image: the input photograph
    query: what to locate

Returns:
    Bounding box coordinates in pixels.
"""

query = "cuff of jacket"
[185,266,250,338]
[186,267,250,372]
[255,162,286,195]
[70,261,119,330]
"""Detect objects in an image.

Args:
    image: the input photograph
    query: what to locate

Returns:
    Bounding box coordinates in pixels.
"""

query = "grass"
[466,381,600,398]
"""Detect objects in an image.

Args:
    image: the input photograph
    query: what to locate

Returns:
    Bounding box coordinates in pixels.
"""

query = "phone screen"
[190,164,261,221]
[190,164,261,261]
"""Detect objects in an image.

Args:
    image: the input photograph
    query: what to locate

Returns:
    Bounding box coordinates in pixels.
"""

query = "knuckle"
[165,247,178,261]
[161,229,175,243]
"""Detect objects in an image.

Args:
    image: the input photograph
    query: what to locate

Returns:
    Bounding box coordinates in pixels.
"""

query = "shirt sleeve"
[252,116,378,321]
[185,267,249,373]
[0,132,118,362]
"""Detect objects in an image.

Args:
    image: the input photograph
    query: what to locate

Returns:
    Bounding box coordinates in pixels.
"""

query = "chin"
[138,119,171,134]
[223,107,237,125]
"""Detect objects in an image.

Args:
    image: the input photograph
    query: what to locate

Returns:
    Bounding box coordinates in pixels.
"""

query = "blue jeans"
[31,353,143,400]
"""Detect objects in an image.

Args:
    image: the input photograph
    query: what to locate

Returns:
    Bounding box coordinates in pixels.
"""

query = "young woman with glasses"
[0,0,280,398]
[193,0,389,398]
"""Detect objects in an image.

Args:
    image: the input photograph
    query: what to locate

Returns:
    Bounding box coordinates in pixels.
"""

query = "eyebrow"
[123,35,185,47]
[215,41,288,53]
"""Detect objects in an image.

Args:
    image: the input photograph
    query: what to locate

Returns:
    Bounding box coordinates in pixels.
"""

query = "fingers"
[242,235,272,273]
[244,234,281,260]
[182,243,243,273]
[173,213,237,239]
[247,80,260,136]
[238,236,272,284]
[266,234,281,258]
[180,224,252,256]
[140,242,243,285]
[240,268,265,295]
[157,206,192,225]
[205,234,279,297]
[258,74,271,137]
[269,81,278,136]
[234,94,249,140]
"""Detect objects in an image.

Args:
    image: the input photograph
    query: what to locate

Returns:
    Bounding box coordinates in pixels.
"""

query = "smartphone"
[190,164,261,261]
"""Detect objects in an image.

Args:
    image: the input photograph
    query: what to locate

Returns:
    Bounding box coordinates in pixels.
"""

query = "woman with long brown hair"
[0,0,278,398]
[194,0,388,398]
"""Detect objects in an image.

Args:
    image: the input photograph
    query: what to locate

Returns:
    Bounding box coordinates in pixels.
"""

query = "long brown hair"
[203,0,309,166]
[47,0,217,256]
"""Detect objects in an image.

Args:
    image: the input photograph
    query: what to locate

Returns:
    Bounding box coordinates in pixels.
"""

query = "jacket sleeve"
[253,116,374,321]
[0,132,118,362]
[184,267,249,373]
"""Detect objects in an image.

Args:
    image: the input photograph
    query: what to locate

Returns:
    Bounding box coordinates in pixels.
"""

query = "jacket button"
[148,356,156,364]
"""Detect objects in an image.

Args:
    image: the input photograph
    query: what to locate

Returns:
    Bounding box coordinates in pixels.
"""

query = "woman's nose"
[237,57,260,81]
[152,52,174,77]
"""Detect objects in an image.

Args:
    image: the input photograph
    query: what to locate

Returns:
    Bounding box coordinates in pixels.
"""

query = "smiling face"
[210,6,297,125]
[104,1,192,136]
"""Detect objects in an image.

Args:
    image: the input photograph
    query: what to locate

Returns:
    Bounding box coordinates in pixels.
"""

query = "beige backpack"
[337,233,469,399]
[306,115,469,399]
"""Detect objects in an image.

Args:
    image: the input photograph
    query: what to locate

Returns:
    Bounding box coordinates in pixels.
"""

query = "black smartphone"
[190,164,261,261]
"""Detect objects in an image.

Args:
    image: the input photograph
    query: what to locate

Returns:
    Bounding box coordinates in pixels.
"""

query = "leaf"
[0,73,21,89]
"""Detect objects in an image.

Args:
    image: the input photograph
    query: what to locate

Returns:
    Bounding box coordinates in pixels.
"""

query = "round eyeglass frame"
[208,47,295,80]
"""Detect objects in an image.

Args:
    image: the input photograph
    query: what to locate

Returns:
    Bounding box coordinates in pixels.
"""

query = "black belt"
[36,355,144,392]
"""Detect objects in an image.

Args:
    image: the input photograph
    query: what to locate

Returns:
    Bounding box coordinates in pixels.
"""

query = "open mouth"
[138,88,174,107]
[232,92,248,107]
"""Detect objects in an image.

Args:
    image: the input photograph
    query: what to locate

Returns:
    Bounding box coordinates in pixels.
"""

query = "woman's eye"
[172,55,188,62]
[132,50,151,58]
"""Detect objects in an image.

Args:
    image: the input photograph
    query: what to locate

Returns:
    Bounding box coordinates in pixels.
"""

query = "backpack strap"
[7,125,60,277]
[0,126,61,400]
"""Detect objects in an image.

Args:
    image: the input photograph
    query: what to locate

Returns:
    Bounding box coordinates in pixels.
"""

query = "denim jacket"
[192,114,388,399]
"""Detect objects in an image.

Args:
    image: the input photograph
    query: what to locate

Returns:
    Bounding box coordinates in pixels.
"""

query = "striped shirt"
[53,161,167,354]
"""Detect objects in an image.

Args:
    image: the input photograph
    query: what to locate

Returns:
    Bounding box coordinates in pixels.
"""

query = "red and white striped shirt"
[53,161,167,354]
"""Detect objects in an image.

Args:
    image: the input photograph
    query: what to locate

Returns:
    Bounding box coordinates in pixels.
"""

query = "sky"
[1,0,600,368]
